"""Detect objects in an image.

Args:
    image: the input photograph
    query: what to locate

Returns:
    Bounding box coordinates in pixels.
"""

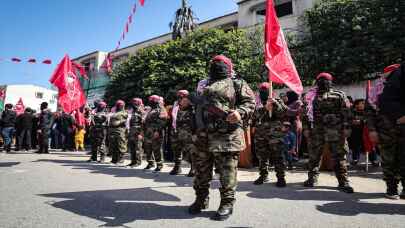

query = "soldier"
[88,101,108,163]
[170,90,197,176]
[127,98,145,168]
[108,100,128,164]
[189,55,256,221]
[368,64,405,199]
[35,102,53,154]
[303,72,354,193]
[143,95,168,172]
[251,82,288,187]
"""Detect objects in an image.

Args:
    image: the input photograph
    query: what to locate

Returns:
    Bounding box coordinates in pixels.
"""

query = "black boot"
[6,145,11,153]
[98,156,105,163]
[144,162,154,170]
[276,177,287,188]
[303,177,318,187]
[254,172,269,185]
[385,180,399,200]
[211,200,233,221]
[154,164,163,172]
[169,164,182,175]
[338,182,354,194]
[187,168,195,177]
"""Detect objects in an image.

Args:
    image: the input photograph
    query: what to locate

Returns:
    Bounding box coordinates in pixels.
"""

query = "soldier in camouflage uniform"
[143,95,168,172]
[127,98,145,168]
[170,90,197,176]
[88,101,108,163]
[367,64,405,200]
[108,100,128,164]
[303,73,354,193]
[188,55,256,221]
[251,82,288,187]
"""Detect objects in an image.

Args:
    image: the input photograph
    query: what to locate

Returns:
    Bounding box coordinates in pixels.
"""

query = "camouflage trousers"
[171,134,196,165]
[255,138,286,178]
[193,133,239,205]
[90,127,106,161]
[144,135,163,167]
[376,118,405,184]
[307,129,349,184]
[128,131,143,165]
[109,128,127,163]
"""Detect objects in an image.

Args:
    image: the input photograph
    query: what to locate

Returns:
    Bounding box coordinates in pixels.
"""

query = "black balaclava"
[286,91,299,106]
[210,61,229,80]
[316,78,332,93]
[150,101,159,109]
[259,90,269,105]
[40,102,48,111]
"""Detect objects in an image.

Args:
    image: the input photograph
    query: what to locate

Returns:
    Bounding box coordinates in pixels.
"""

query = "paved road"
[0,150,404,228]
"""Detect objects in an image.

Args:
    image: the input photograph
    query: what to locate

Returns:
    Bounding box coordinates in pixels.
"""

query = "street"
[0,150,404,228]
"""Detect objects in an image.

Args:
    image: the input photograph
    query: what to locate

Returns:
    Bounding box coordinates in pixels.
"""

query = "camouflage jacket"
[129,108,144,135]
[109,110,128,129]
[144,107,167,139]
[92,111,108,128]
[172,107,195,140]
[202,77,256,152]
[252,99,288,142]
[312,89,351,130]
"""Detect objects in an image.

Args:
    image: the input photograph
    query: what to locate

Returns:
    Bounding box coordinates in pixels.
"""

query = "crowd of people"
[1,55,404,221]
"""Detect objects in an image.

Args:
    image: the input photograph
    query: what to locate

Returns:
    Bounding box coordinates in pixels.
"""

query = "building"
[2,84,58,112]
[74,0,316,104]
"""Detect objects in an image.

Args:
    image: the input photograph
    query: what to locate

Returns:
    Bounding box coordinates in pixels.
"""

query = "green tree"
[292,0,405,85]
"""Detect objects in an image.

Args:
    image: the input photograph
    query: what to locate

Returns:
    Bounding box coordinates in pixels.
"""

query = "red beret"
[177,90,189,98]
[115,100,125,106]
[316,72,333,81]
[384,64,400,74]
[259,82,271,91]
[149,95,161,103]
[131,98,143,106]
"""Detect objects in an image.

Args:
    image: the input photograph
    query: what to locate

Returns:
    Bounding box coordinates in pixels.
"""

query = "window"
[256,1,293,23]
[35,92,44,99]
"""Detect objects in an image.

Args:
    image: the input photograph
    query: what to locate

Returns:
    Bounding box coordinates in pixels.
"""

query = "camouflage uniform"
[90,110,107,162]
[108,110,128,164]
[252,99,288,183]
[144,105,167,169]
[171,106,197,173]
[192,77,255,215]
[306,89,352,186]
[128,108,144,166]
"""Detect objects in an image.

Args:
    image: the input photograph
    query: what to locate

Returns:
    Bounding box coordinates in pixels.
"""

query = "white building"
[4,85,58,112]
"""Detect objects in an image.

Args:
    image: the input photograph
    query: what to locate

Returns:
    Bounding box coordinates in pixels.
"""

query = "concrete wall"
[4,85,58,112]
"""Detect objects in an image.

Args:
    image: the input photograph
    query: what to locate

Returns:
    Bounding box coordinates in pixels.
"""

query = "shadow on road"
[237,180,405,216]
[40,187,206,227]
[0,161,20,167]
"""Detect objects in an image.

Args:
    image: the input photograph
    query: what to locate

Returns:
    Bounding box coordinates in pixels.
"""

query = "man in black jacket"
[16,107,34,151]
[35,102,53,154]
[368,63,405,199]
[1,104,17,152]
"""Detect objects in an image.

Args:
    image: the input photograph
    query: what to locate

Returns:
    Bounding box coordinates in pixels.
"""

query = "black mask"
[316,78,332,93]
[97,106,105,112]
[259,90,269,105]
[116,106,124,112]
[210,61,229,80]
[150,102,159,109]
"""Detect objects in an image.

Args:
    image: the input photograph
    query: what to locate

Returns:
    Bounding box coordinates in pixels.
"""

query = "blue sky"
[0,0,237,88]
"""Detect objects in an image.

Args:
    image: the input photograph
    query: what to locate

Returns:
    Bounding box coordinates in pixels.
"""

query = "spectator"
[348,99,366,165]
[1,104,17,152]
[74,125,86,151]
[16,107,34,151]
[57,111,75,151]
[282,122,297,170]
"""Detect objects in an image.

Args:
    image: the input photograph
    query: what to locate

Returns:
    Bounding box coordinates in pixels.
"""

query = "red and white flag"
[49,55,87,113]
[14,97,25,115]
[265,0,303,94]
[139,0,145,6]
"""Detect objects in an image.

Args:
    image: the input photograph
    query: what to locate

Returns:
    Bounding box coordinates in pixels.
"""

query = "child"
[282,122,297,170]
[74,125,86,151]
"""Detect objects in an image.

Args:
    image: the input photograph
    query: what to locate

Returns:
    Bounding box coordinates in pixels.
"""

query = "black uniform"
[37,110,53,154]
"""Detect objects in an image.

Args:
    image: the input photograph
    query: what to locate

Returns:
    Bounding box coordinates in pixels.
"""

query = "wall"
[4,85,58,112]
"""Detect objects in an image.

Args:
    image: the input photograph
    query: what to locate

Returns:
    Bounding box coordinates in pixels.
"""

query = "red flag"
[264,0,303,95]
[42,59,52,64]
[139,0,145,6]
[11,58,21,62]
[128,14,133,24]
[28,58,36,63]
[14,98,25,116]
[72,62,88,79]
[125,22,129,33]
[49,55,87,113]
[132,4,137,13]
